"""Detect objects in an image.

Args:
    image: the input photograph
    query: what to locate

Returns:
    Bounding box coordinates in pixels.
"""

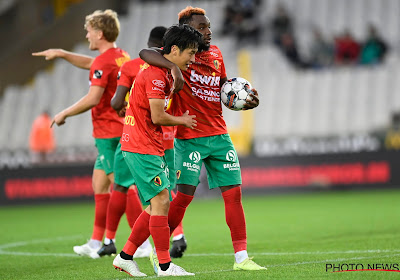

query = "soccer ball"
[220,77,253,111]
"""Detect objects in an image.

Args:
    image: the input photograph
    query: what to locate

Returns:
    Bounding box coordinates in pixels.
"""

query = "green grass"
[1,189,400,279]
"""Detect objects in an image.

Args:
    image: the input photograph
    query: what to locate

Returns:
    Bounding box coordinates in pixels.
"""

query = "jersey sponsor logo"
[152,79,166,88]
[153,176,162,186]
[163,131,174,141]
[191,87,220,102]
[189,151,201,163]
[190,70,220,86]
[93,70,103,79]
[213,59,219,69]
[183,162,200,172]
[124,115,135,126]
[152,87,165,93]
[224,150,240,171]
[226,150,237,161]
[210,52,219,57]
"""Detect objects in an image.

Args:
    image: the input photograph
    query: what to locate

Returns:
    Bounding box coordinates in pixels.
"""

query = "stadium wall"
[1,149,400,206]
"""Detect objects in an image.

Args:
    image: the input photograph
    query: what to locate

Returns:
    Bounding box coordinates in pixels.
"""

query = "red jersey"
[121,64,173,156]
[118,57,175,150]
[117,57,144,88]
[172,45,228,139]
[89,47,130,138]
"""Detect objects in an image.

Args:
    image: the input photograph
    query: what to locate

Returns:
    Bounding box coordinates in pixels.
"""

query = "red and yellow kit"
[121,64,173,156]
[172,45,227,140]
[89,47,130,138]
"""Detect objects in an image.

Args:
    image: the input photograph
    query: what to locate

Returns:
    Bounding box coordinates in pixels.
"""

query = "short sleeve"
[90,58,111,88]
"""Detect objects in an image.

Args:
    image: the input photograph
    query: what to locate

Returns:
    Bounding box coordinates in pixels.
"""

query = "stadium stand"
[1,0,400,163]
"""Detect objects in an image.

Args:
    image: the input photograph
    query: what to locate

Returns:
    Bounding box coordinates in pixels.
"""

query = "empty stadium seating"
[0,0,399,160]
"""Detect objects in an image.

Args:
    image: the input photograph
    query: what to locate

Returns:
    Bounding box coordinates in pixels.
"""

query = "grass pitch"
[1,189,399,279]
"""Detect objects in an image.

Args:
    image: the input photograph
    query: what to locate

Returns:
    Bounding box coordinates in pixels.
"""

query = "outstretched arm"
[51,85,104,127]
[111,85,130,117]
[32,49,94,70]
[140,48,184,93]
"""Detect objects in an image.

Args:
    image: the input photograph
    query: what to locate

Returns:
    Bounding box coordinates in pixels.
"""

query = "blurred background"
[1,0,400,205]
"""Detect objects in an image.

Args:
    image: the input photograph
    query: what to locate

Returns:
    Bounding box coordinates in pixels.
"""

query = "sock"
[91,193,110,241]
[104,237,114,245]
[168,191,193,234]
[159,262,171,271]
[105,190,127,240]
[126,187,143,228]
[222,187,247,253]
[235,250,249,263]
[122,211,150,255]
[149,215,170,264]
[170,191,185,238]
[172,234,184,242]
[120,250,133,260]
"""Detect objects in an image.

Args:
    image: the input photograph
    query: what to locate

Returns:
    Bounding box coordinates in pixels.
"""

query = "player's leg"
[73,166,111,258]
[165,147,188,258]
[167,138,204,234]
[207,134,266,270]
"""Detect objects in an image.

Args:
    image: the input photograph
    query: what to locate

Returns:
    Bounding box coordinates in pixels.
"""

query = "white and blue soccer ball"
[220,77,253,111]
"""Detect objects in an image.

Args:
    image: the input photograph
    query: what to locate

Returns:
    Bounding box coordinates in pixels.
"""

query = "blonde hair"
[84,9,120,42]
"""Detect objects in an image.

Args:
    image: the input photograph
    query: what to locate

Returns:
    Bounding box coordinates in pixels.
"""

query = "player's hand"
[117,104,127,118]
[243,88,259,110]
[50,112,67,127]
[32,49,63,60]
[181,110,197,129]
[171,64,184,94]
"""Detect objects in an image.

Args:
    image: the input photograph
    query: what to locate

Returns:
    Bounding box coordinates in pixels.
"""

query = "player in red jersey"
[110,26,188,259]
[32,10,139,258]
[139,6,266,272]
[112,24,201,277]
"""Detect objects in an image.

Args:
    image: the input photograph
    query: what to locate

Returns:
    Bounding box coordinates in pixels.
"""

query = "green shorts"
[174,134,242,189]
[165,148,176,189]
[123,151,172,205]
[114,142,135,188]
[94,137,120,175]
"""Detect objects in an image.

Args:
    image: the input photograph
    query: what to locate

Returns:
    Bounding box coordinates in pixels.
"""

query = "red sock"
[126,187,143,229]
[91,193,110,241]
[170,191,184,237]
[123,211,150,255]
[105,190,127,240]
[222,187,247,253]
[150,215,170,264]
[168,191,193,234]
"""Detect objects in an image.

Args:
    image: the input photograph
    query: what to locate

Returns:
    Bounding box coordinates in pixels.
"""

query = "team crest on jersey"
[213,59,219,69]
[93,70,103,79]
[176,170,181,180]
[154,176,162,186]
[142,63,150,70]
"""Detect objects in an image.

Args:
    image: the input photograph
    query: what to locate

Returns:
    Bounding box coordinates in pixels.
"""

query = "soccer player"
[32,10,140,258]
[110,25,188,259]
[139,6,266,271]
[112,24,201,277]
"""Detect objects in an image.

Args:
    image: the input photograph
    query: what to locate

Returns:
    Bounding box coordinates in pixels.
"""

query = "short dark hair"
[162,24,202,54]
[148,26,167,48]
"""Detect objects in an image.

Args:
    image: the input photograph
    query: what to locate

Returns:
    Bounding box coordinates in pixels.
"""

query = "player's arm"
[51,85,104,127]
[111,85,129,117]
[149,99,196,129]
[32,49,94,69]
[139,48,184,93]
